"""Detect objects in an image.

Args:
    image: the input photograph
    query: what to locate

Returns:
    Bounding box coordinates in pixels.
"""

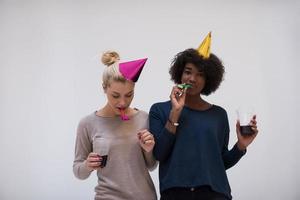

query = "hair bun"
[101,51,120,66]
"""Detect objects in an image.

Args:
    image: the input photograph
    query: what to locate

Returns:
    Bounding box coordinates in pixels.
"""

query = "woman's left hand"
[236,115,259,150]
[137,129,155,153]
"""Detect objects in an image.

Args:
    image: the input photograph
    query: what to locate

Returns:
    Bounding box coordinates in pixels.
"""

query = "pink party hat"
[119,58,147,82]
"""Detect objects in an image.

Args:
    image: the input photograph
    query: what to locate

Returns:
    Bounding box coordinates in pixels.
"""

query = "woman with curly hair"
[149,33,258,200]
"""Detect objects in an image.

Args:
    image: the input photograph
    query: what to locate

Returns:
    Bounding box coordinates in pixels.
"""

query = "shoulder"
[212,104,226,113]
[211,105,228,119]
[77,112,97,128]
[149,101,171,120]
[150,100,171,111]
[136,109,148,118]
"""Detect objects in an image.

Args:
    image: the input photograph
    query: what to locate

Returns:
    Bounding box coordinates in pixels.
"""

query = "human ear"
[102,83,107,93]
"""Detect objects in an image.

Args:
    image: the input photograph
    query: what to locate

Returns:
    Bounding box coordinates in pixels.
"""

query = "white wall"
[0,0,299,199]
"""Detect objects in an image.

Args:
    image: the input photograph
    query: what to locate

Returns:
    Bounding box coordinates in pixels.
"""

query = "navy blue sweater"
[149,101,246,199]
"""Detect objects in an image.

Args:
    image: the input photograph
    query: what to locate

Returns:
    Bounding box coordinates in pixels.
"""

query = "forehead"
[184,63,202,72]
[107,80,135,93]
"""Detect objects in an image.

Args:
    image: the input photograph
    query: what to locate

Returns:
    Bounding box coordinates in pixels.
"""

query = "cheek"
[127,96,134,104]
[199,77,206,85]
[107,96,117,105]
[181,74,188,82]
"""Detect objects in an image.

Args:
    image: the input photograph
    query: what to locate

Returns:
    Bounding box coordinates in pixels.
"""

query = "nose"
[187,74,196,84]
[118,98,127,108]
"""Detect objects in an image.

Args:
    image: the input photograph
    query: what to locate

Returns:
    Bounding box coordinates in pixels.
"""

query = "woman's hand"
[170,85,187,112]
[165,85,187,134]
[236,115,259,150]
[138,129,155,153]
[85,152,102,171]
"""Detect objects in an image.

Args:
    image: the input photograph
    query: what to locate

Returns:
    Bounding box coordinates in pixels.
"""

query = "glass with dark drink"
[240,125,254,135]
[93,136,110,168]
[237,106,255,136]
[99,155,108,168]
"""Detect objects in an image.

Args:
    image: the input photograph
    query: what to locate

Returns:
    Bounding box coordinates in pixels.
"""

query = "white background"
[0,0,299,199]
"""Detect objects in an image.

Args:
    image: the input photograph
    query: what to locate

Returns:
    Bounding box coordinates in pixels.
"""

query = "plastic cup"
[236,106,255,136]
[93,136,110,168]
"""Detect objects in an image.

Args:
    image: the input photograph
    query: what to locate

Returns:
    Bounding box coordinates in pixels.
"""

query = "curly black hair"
[169,48,225,95]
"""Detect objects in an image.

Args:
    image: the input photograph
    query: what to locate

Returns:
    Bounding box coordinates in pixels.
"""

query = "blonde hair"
[101,51,126,89]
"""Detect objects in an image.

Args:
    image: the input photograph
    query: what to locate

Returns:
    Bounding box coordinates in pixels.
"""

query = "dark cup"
[237,106,255,136]
[93,136,110,168]
[240,125,254,136]
[100,155,108,168]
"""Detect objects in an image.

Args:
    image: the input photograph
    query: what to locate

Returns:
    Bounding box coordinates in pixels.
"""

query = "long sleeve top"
[73,110,157,200]
[149,101,246,199]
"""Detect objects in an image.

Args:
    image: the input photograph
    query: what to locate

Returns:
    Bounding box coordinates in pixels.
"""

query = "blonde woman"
[73,51,157,200]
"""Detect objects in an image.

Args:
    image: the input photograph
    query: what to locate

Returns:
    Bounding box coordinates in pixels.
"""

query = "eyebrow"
[112,90,134,95]
[184,67,192,70]
[184,67,203,74]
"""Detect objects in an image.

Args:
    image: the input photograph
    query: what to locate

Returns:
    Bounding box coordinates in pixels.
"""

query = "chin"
[187,90,200,96]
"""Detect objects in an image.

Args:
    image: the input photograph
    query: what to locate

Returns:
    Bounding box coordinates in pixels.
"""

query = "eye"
[184,70,191,75]
[112,95,120,99]
[125,93,133,98]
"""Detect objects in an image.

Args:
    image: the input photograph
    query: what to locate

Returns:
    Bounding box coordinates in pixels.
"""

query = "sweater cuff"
[74,161,93,180]
[233,143,247,156]
[162,127,177,141]
[143,151,158,171]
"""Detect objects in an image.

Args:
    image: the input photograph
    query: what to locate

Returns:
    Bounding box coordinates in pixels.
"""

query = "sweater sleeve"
[73,119,93,180]
[143,151,158,171]
[222,112,246,169]
[149,103,176,162]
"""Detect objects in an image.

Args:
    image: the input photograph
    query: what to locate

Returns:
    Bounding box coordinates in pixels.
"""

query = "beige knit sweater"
[73,110,157,200]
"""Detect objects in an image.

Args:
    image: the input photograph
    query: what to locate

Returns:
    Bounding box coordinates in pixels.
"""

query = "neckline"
[183,104,214,112]
[93,108,141,120]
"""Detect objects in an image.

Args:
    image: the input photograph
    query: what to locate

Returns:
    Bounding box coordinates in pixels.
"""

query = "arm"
[222,143,246,170]
[143,150,158,171]
[222,112,246,169]
[137,129,158,171]
[149,86,186,162]
[73,120,93,180]
[223,114,259,169]
[149,104,177,162]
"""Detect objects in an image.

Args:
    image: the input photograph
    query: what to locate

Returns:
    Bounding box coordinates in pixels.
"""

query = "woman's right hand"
[166,85,186,134]
[170,85,186,111]
[85,152,102,171]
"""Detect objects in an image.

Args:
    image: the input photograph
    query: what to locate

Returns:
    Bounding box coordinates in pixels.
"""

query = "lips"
[118,107,129,121]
